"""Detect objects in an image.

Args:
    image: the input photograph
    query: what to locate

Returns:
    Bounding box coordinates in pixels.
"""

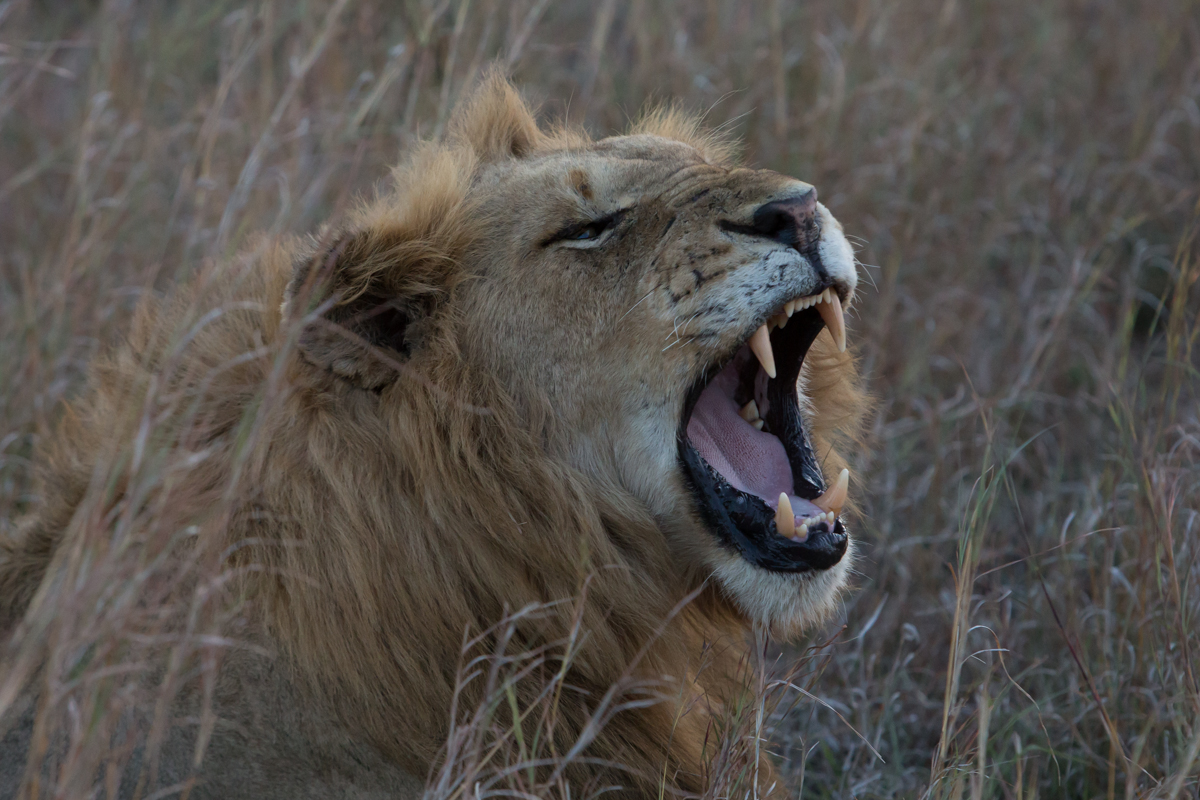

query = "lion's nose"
[750,189,819,250]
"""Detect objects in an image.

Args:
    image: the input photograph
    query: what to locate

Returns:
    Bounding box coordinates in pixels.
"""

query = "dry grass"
[1,0,1198,797]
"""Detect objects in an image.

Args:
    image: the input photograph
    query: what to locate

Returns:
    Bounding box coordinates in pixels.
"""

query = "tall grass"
[0,0,1197,797]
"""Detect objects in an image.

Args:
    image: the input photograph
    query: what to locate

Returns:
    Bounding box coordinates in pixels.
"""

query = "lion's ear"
[285,230,443,390]
[449,71,542,162]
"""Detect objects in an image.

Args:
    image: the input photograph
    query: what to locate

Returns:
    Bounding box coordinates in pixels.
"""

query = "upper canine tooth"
[816,292,847,352]
[775,493,795,537]
[739,400,760,422]
[813,468,849,517]
[748,324,776,379]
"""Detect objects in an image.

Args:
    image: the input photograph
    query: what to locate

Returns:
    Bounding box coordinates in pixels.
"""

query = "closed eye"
[544,211,624,248]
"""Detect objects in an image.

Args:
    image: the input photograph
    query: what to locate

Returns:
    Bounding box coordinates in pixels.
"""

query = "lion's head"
[286,76,863,640]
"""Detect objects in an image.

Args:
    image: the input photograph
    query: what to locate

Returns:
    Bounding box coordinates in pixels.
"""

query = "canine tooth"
[752,419,764,430]
[816,292,847,352]
[748,324,776,379]
[739,400,760,422]
[776,493,795,537]
[813,468,849,517]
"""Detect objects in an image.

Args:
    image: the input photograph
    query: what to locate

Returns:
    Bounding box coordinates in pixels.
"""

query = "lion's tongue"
[685,359,823,520]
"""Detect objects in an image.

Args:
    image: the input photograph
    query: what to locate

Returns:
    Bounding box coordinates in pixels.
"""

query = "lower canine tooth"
[748,324,777,379]
[813,468,849,517]
[775,493,795,537]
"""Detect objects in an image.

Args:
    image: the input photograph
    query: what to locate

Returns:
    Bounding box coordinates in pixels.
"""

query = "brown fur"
[0,74,867,798]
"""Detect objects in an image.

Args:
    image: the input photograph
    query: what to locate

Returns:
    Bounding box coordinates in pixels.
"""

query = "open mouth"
[679,288,851,573]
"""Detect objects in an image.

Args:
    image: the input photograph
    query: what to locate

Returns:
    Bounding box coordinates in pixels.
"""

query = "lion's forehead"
[477,136,705,205]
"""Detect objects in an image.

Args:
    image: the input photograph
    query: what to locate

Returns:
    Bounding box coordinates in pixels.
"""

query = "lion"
[0,75,866,799]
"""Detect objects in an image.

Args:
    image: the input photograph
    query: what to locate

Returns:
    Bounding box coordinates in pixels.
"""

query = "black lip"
[677,303,848,574]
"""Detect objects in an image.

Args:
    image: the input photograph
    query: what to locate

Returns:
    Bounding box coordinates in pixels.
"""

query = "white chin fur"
[711,535,854,639]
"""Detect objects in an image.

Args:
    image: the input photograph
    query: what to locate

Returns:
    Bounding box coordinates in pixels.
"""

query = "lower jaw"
[678,442,849,574]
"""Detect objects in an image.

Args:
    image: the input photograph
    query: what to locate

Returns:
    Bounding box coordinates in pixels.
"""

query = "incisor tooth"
[813,468,849,517]
[739,400,760,422]
[817,292,847,352]
[775,493,795,536]
[748,324,776,379]
[796,523,809,541]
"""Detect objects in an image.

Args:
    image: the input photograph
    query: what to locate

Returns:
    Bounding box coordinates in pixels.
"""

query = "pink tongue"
[685,358,825,522]
[687,366,792,498]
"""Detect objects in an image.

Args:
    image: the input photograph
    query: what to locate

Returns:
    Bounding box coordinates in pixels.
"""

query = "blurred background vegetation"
[0,0,1197,797]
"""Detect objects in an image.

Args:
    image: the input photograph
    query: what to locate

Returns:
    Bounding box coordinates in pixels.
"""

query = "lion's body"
[0,77,865,799]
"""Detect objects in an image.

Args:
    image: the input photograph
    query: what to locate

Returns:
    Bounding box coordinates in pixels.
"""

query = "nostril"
[752,208,794,240]
[750,190,818,247]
